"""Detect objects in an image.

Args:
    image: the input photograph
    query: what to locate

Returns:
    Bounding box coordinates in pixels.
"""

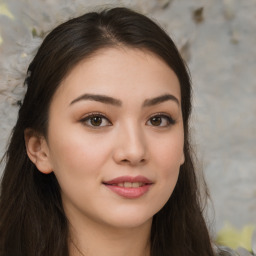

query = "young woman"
[0,6,241,256]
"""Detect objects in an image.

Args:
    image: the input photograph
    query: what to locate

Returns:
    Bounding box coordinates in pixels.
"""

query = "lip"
[103,175,153,199]
[104,175,152,184]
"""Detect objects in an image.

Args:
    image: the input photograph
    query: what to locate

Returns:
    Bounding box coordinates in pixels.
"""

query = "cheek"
[48,130,113,179]
[149,129,184,202]
[152,134,184,173]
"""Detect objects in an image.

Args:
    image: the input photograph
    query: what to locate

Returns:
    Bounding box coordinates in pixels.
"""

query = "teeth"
[132,182,140,188]
[124,182,132,188]
[117,182,145,188]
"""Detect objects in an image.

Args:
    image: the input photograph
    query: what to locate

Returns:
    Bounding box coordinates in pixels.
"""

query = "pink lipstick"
[103,175,153,199]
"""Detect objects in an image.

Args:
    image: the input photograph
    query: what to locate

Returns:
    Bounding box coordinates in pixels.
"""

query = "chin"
[101,208,155,230]
[108,217,152,230]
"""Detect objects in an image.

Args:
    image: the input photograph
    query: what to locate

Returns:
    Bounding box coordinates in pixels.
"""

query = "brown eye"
[80,114,112,128]
[90,116,103,126]
[150,116,162,126]
[147,114,175,127]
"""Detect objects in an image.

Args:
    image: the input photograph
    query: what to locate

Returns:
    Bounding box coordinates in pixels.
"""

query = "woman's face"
[41,47,184,229]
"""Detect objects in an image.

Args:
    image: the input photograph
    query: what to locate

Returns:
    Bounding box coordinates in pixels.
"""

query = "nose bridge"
[114,119,147,165]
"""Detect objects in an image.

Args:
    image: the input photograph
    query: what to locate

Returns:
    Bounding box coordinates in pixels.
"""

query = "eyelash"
[146,113,176,127]
[79,112,176,128]
[80,112,112,128]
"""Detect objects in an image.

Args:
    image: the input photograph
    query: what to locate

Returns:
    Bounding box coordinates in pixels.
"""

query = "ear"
[24,129,53,174]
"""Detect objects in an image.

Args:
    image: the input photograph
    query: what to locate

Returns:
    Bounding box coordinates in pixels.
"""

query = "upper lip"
[103,175,153,185]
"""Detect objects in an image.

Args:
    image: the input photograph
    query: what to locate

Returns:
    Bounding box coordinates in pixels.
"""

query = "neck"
[68,216,151,256]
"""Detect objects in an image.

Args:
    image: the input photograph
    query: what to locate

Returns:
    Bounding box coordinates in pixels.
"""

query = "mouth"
[105,182,148,188]
[103,176,153,199]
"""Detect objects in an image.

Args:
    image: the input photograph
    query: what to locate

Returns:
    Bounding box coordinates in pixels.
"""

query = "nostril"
[120,158,146,165]
[113,143,148,165]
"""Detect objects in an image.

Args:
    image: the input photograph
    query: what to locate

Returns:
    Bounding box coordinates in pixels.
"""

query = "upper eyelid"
[80,112,112,123]
[147,112,174,119]
[81,112,109,119]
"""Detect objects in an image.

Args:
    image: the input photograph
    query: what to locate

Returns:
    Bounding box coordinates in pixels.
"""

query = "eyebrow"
[70,94,122,106]
[70,93,179,107]
[142,94,179,107]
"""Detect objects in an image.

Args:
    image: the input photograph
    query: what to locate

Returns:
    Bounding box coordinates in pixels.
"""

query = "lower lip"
[104,184,152,199]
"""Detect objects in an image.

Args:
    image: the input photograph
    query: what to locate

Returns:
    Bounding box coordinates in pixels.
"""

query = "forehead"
[52,47,181,105]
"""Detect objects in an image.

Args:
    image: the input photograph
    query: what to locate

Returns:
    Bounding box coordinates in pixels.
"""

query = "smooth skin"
[25,47,185,256]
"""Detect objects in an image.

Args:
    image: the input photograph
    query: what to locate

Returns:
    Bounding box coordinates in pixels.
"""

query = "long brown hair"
[0,7,214,256]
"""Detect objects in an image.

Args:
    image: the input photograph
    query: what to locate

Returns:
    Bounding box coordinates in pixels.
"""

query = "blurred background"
[0,0,255,248]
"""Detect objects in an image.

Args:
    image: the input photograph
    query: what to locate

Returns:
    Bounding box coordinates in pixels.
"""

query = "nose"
[113,123,148,166]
